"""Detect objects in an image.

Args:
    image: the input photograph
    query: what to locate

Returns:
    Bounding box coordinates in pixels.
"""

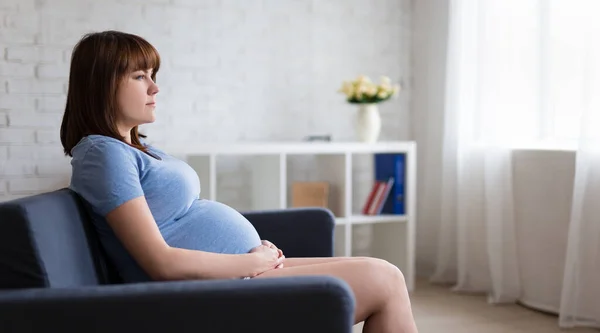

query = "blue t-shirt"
[69,135,262,282]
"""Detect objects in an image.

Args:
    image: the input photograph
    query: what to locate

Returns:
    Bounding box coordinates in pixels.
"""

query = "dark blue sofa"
[0,188,355,333]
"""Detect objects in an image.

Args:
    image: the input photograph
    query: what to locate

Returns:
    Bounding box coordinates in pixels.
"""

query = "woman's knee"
[363,258,406,290]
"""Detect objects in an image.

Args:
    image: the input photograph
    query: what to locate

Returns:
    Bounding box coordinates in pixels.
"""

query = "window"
[450,0,599,150]
[542,0,599,147]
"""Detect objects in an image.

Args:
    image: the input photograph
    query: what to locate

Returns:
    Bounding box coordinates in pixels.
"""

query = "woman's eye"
[136,75,146,80]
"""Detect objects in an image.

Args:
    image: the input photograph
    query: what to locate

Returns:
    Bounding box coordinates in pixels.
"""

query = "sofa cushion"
[0,188,119,289]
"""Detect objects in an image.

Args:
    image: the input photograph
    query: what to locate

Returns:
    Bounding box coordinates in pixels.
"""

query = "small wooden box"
[291,182,330,208]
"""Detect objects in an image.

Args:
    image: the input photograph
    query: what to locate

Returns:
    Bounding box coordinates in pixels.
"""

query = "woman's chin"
[135,118,156,126]
[145,113,156,123]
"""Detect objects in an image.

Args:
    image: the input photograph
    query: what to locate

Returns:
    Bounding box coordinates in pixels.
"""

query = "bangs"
[118,35,161,78]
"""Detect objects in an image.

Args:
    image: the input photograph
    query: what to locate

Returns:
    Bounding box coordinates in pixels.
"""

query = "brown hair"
[60,30,161,156]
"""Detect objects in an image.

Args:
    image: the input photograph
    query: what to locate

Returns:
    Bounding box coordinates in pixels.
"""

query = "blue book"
[374,153,405,215]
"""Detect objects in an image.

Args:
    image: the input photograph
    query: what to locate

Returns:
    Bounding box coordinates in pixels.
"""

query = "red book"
[361,182,382,215]
[367,182,387,215]
[374,178,395,215]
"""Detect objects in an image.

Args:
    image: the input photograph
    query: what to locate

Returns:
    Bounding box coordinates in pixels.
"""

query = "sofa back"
[0,188,121,289]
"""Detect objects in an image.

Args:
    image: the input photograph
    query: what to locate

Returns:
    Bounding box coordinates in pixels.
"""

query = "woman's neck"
[118,126,133,144]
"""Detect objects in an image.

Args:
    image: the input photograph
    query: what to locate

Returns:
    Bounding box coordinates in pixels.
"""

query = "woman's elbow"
[147,266,172,281]
[142,248,180,281]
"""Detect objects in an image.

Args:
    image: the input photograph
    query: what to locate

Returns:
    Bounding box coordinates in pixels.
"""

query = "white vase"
[355,103,381,143]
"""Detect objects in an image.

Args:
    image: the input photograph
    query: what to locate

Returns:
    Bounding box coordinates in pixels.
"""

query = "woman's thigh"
[282,256,368,268]
[253,258,403,324]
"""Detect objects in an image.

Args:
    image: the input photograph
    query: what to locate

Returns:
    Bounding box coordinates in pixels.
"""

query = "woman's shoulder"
[72,134,141,161]
[138,137,169,157]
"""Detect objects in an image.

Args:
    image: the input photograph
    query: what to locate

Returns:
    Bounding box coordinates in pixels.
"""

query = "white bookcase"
[162,141,417,291]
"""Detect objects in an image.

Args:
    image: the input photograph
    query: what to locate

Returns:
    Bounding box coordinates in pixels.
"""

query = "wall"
[0,0,413,212]
[411,0,449,276]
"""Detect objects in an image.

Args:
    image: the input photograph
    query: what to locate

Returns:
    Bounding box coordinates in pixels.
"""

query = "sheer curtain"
[430,0,525,302]
[559,2,600,328]
[432,0,600,327]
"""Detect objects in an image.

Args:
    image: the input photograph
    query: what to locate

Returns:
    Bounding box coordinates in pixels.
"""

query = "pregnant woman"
[61,31,418,333]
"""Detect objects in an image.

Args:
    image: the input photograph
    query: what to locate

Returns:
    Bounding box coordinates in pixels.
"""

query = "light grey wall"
[412,0,449,276]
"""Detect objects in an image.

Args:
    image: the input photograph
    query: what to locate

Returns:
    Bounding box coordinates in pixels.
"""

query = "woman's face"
[116,68,159,132]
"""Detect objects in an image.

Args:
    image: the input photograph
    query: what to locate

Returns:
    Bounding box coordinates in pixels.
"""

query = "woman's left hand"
[261,240,284,268]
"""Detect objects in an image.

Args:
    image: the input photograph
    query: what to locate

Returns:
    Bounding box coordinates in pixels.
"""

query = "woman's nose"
[149,82,159,95]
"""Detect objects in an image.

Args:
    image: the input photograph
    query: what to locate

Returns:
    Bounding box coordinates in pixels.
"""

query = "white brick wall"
[0,0,412,222]
[6,46,64,63]
[0,128,36,144]
[0,63,35,77]
[0,94,36,109]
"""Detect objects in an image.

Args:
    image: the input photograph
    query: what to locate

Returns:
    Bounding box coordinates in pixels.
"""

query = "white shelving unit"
[162,141,417,291]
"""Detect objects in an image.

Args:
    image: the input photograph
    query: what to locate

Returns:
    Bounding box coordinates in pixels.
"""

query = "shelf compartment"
[286,153,347,217]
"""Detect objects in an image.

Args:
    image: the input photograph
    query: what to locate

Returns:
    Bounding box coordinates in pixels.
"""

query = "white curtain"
[559,2,600,328]
[432,0,600,327]
[431,0,525,302]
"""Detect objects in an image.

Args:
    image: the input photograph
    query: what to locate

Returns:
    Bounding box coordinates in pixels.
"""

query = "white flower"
[379,82,391,92]
[356,75,369,83]
[339,81,354,97]
[340,75,399,102]
[356,82,368,94]
[366,86,377,97]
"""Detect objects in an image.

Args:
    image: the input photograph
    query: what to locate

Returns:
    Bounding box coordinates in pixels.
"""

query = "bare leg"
[254,258,418,333]
[282,256,368,268]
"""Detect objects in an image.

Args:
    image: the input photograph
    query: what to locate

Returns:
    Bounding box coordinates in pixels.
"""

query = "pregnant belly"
[161,199,262,254]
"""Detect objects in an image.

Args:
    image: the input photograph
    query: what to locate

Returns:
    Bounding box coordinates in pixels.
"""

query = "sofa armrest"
[0,276,355,333]
[243,208,336,258]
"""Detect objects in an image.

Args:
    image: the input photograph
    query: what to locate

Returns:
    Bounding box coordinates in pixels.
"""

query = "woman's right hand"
[248,244,285,277]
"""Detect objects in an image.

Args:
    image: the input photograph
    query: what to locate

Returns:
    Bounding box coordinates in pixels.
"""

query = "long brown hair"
[60,30,161,156]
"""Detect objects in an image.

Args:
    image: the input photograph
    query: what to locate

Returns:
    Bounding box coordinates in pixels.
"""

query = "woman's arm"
[106,196,265,280]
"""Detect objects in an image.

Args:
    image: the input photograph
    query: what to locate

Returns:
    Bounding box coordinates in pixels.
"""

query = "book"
[374,153,406,215]
[367,181,387,215]
[373,177,395,215]
[362,182,382,215]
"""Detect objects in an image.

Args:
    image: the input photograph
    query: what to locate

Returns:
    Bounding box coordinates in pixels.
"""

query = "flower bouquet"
[338,75,401,143]
[338,75,401,104]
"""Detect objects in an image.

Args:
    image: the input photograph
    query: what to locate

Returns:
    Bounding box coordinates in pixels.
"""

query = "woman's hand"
[261,240,284,268]
[248,244,285,277]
